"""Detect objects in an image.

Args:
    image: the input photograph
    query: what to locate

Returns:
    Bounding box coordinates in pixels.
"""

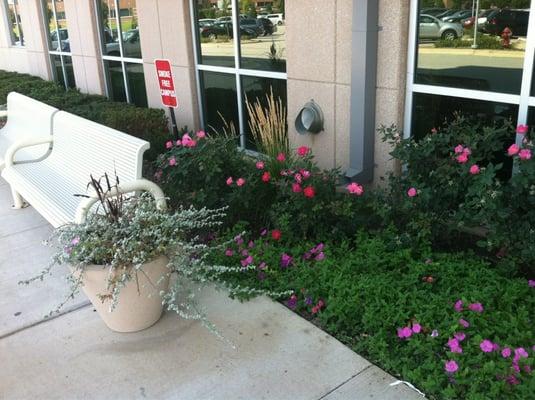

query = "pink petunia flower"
[280,253,293,268]
[431,329,439,337]
[166,140,173,149]
[514,347,528,358]
[407,187,417,197]
[412,323,422,334]
[176,139,182,147]
[529,280,535,288]
[276,153,286,162]
[225,249,234,257]
[226,177,233,186]
[501,347,511,358]
[508,144,520,156]
[448,338,462,353]
[196,130,206,139]
[301,170,311,179]
[517,124,529,134]
[480,340,494,353]
[445,360,459,373]
[169,157,177,166]
[294,173,303,183]
[454,332,466,342]
[315,252,325,261]
[236,178,246,187]
[459,318,470,328]
[240,255,253,267]
[469,164,480,175]
[347,182,364,196]
[454,300,463,312]
[400,327,413,339]
[469,303,484,313]
[519,148,532,160]
[256,161,265,170]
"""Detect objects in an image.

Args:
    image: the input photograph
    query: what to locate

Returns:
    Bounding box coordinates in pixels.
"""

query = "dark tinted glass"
[201,71,239,136]
[125,62,147,107]
[104,60,127,103]
[242,76,287,149]
[63,55,76,89]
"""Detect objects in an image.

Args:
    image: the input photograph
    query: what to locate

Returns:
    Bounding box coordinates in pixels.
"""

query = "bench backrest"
[0,92,58,161]
[47,111,149,184]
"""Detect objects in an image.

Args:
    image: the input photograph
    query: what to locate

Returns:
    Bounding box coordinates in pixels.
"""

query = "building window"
[3,0,24,46]
[405,0,533,153]
[190,0,287,149]
[43,0,75,89]
[95,0,147,107]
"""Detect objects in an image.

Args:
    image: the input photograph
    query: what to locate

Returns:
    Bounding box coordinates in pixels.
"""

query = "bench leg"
[11,188,26,209]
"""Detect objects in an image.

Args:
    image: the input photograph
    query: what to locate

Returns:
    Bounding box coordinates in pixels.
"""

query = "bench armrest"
[4,136,54,168]
[0,110,7,118]
[74,179,167,224]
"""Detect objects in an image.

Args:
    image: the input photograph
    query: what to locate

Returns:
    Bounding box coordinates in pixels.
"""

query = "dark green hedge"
[0,70,170,163]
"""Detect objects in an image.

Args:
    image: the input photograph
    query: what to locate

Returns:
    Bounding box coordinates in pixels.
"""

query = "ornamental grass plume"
[246,88,288,158]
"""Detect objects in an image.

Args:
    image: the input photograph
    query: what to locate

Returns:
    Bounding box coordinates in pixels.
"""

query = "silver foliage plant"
[20,189,290,336]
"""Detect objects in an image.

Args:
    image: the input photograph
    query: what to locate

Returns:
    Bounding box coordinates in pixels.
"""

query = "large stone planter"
[73,256,169,333]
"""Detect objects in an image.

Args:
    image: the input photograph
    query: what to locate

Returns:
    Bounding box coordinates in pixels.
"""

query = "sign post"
[155,59,179,140]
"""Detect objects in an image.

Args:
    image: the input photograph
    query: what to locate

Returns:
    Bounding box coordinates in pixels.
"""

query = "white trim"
[517,0,535,144]
[403,0,419,139]
[231,1,245,147]
[412,84,520,105]
[102,55,143,64]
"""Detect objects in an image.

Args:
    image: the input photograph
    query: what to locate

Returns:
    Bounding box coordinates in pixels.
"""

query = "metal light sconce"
[295,100,324,135]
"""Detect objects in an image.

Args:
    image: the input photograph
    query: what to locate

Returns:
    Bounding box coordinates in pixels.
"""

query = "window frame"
[188,0,287,149]
[404,0,535,149]
[94,0,144,105]
[42,0,74,89]
[3,0,25,47]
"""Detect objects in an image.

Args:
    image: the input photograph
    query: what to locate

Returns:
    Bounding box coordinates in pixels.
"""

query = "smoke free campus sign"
[155,59,178,108]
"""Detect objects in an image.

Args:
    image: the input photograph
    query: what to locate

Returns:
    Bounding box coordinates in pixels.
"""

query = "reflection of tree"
[273,0,284,13]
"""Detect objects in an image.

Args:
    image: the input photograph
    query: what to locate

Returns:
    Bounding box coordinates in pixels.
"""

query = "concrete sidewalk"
[0,177,423,400]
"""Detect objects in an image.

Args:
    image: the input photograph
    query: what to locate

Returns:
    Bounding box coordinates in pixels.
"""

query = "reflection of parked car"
[421,8,447,17]
[443,10,473,23]
[199,19,215,28]
[240,18,264,36]
[483,9,529,37]
[256,18,276,35]
[105,28,141,58]
[50,28,69,52]
[462,9,496,29]
[200,22,258,40]
[419,14,463,40]
[436,9,459,19]
[266,13,284,25]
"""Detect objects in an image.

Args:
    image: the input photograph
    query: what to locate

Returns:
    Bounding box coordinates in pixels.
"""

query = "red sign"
[155,59,178,108]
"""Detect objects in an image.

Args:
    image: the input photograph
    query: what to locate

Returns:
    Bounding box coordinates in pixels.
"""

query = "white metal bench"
[0,92,58,171]
[1,111,166,228]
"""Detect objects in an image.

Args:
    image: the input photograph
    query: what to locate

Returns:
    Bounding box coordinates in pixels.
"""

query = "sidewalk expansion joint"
[317,364,373,400]
[0,301,91,340]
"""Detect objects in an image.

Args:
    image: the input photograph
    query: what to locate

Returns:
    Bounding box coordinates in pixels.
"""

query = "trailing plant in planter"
[20,174,237,333]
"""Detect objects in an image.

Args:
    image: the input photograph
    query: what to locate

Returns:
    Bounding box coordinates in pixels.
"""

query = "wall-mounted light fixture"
[295,100,324,135]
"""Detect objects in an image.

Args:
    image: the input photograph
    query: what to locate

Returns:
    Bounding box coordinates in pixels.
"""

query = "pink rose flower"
[168,157,176,166]
[196,130,206,139]
[256,161,265,169]
[407,187,417,197]
[508,144,520,156]
[303,186,315,198]
[292,183,302,193]
[502,347,511,358]
[480,340,494,353]
[462,147,472,156]
[469,303,484,313]
[294,173,303,183]
[262,172,271,182]
[454,299,463,312]
[347,182,364,196]
[226,177,233,186]
[456,153,469,164]
[165,140,173,149]
[469,164,480,175]
[236,178,246,187]
[517,124,529,134]
[176,139,182,146]
[276,153,286,162]
[519,149,532,160]
[445,360,458,373]
[297,146,311,157]
[454,145,464,154]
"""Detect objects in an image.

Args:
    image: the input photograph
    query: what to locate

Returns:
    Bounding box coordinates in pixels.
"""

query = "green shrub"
[435,34,505,50]
[0,70,169,164]
[209,230,535,400]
